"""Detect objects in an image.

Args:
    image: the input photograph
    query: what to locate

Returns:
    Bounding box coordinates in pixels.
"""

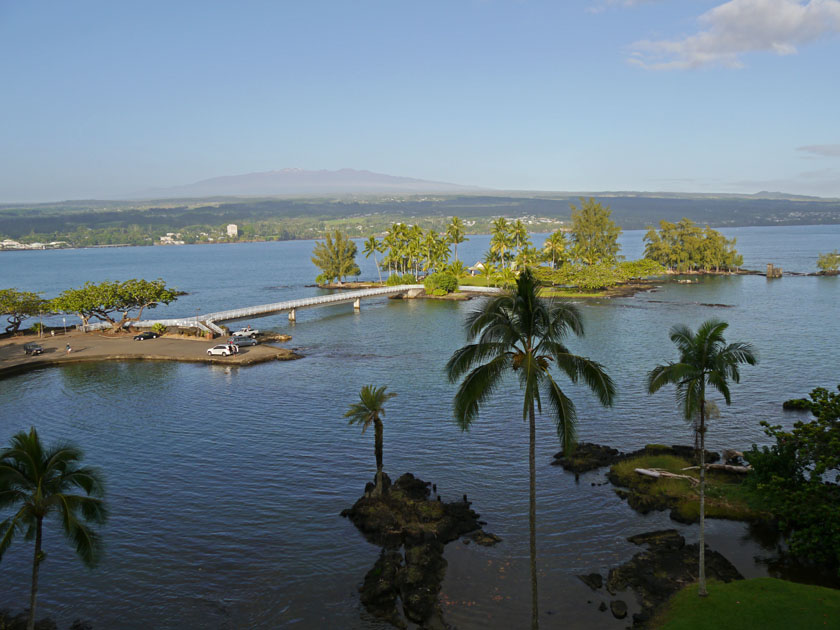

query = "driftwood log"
[635,468,699,485]
[681,464,752,474]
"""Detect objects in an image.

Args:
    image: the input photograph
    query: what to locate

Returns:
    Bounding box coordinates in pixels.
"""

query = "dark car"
[23,342,44,355]
[229,336,258,347]
[133,331,159,341]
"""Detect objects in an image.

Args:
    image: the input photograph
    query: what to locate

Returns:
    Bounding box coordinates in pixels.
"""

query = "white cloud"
[798,144,840,157]
[628,0,840,70]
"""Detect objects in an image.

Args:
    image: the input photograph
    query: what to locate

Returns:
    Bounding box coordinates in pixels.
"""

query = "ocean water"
[0,225,838,629]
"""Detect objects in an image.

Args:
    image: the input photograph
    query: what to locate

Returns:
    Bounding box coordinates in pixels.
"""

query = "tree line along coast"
[2,268,839,629]
[2,199,839,337]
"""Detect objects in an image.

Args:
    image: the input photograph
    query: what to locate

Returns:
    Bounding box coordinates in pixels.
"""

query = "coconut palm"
[542,230,569,269]
[647,319,757,597]
[345,385,397,475]
[446,216,468,261]
[490,217,513,268]
[446,269,615,629]
[363,236,384,283]
[0,427,107,630]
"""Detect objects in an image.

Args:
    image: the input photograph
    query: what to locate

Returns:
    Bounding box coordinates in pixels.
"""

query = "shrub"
[402,273,417,284]
[29,322,45,334]
[151,323,167,336]
[386,274,403,286]
[424,272,458,295]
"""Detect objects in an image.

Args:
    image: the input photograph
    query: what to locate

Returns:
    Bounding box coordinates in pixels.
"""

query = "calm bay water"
[0,226,838,629]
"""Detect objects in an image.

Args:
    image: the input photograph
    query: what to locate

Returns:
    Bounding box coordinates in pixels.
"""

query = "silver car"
[230,336,258,347]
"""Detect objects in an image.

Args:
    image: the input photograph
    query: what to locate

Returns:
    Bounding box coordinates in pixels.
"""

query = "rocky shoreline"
[579,529,743,628]
[341,472,500,629]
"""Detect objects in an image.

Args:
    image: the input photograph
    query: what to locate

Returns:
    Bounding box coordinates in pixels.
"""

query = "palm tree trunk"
[374,419,384,473]
[698,399,707,597]
[529,400,539,629]
[27,517,43,630]
[374,254,382,283]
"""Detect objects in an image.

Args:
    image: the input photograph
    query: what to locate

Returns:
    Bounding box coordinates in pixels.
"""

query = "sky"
[1,0,839,202]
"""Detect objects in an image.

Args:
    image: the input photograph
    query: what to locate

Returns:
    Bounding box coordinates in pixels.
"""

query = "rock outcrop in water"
[0,611,91,630]
[341,472,501,629]
[579,529,742,628]
[551,442,720,474]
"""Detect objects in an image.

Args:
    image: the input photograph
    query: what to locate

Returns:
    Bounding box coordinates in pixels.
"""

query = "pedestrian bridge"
[119,284,500,335]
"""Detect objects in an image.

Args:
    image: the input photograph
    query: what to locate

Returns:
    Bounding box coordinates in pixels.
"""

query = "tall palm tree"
[446,216,468,261]
[363,236,383,283]
[647,319,756,597]
[446,269,615,629]
[0,427,107,630]
[345,385,397,475]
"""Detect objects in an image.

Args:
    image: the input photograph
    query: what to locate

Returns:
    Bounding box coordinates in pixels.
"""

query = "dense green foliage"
[311,230,361,284]
[424,272,458,296]
[532,259,665,291]
[817,250,840,272]
[647,319,757,595]
[0,289,47,334]
[746,384,840,573]
[569,198,622,265]
[447,269,615,629]
[52,279,178,331]
[644,218,743,272]
[655,578,840,630]
[0,427,107,630]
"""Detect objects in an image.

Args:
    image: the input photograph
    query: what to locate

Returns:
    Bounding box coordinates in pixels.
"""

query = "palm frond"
[543,374,578,455]
[453,355,510,430]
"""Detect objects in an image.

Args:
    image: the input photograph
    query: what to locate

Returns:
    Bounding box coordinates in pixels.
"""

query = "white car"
[207,345,233,356]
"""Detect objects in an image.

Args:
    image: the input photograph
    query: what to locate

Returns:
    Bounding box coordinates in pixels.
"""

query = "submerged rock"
[344,472,497,629]
[606,529,742,628]
[610,599,628,619]
[578,572,604,591]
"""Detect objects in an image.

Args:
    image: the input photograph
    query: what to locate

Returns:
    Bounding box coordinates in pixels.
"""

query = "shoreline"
[0,331,301,380]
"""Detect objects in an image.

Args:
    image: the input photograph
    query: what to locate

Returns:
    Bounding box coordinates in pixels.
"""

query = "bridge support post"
[288,308,296,322]
[353,298,361,311]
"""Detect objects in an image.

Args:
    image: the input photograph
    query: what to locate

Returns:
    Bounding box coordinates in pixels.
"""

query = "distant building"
[159,233,185,246]
[227,224,239,238]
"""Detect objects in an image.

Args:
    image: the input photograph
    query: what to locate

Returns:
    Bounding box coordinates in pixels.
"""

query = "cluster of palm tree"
[486,219,571,273]
[348,268,757,629]
[363,217,470,281]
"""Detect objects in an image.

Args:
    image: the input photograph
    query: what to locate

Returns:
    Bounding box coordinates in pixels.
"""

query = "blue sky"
[1,0,839,201]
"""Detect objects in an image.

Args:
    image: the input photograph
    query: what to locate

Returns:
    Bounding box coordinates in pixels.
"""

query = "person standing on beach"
[66,343,71,353]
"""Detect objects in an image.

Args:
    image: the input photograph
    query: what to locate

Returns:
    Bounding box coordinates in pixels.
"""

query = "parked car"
[133,331,159,341]
[23,342,44,355]
[229,336,258,347]
[207,345,233,356]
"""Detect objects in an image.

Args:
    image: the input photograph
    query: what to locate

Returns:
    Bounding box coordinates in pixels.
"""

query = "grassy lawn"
[610,452,764,521]
[654,578,840,630]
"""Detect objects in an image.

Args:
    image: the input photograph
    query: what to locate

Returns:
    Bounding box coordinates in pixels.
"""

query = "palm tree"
[345,385,397,477]
[0,427,107,630]
[490,218,512,269]
[363,236,384,283]
[446,216,468,261]
[646,319,756,597]
[446,269,615,629]
[542,230,569,269]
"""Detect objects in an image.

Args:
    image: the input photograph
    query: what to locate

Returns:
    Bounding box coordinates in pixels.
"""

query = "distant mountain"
[137,168,479,198]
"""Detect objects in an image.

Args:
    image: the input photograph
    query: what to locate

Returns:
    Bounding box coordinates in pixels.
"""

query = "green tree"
[489,218,513,268]
[0,289,48,334]
[51,279,178,332]
[644,219,741,272]
[0,427,107,630]
[569,198,622,265]
[446,269,615,629]
[311,230,361,285]
[541,230,569,269]
[817,250,840,273]
[746,385,840,573]
[446,216,468,262]
[344,385,397,480]
[647,320,757,596]
[363,236,384,283]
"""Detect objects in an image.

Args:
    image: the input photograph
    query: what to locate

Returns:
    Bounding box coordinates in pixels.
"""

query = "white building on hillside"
[227,224,239,238]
